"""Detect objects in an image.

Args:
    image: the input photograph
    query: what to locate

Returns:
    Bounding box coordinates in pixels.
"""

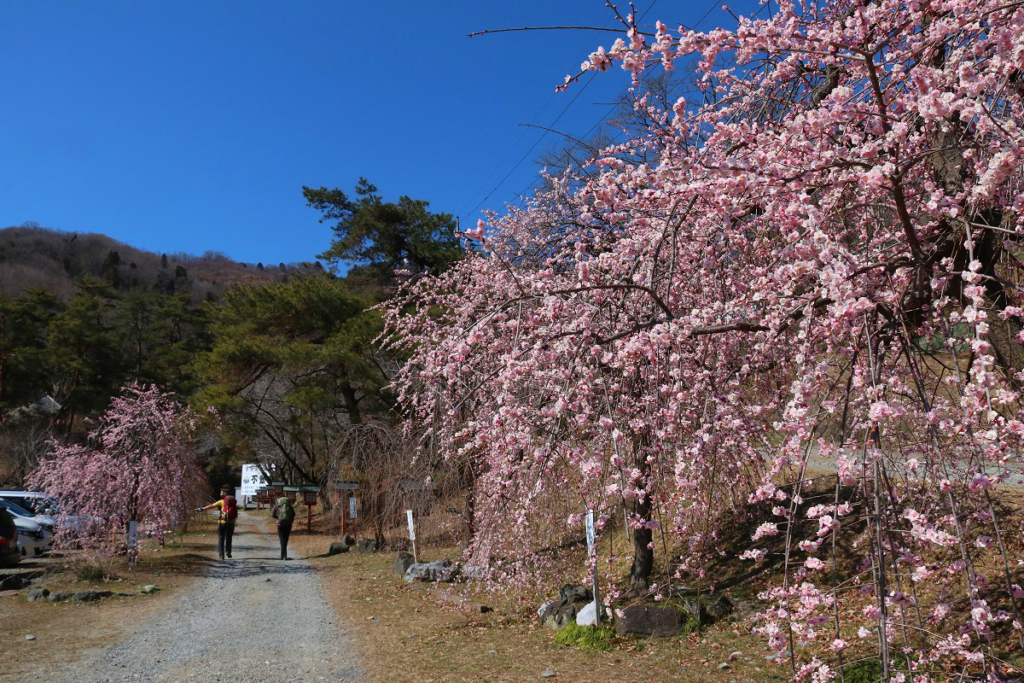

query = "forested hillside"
[0,225,324,478]
[0,182,460,493]
[0,225,326,301]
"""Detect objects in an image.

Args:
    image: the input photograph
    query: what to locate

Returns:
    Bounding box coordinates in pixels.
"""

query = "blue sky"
[0,1,747,265]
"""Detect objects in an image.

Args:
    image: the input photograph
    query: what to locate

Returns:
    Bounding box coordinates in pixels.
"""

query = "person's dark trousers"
[218,522,235,559]
[277,520,293,559]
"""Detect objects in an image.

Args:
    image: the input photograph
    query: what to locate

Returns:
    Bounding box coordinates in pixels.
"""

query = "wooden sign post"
[406,509,418,563]
[332,482,359,538]
[128,520,138,567]
[586,509,600,625]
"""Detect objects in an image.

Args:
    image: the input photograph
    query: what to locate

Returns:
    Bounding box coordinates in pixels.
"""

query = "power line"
[466,0,761,220]
[457,90,557,220]
[460,72,595,223]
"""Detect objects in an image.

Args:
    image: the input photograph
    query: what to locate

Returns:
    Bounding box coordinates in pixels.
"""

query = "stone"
[575,600,598,626]
[72,590,113,602]
[615,605,689,637]
[393,552,415,576]
[539,584,595,630]
[706,596,734,621]
[541,669,557,678]
[25,634,36,641]
[354,538,377,554]
[718,662,730,670]
[680,598,712,626]
[558,584,592,604]
[26,588,50,602]
[460,565,485,581]
[403,559,456,583]
[728,651,742,661]
[141,585,159,594]
[328,542,349,556]
[543,603,579,630]
[341,534,356,546]
[47,591,72,602]
[0,575,28,591]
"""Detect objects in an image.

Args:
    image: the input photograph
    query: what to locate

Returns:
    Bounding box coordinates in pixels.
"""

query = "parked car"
[0,500,56,548]
[0,508,19,566]
[0,491,58,516]
[10,514,49,557]
[0,490,94,535]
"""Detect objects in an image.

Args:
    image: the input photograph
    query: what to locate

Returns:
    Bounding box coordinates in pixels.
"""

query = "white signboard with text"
[241,464,269,500]
[406,509,416,541]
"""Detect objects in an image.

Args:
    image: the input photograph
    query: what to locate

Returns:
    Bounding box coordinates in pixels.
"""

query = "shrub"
[555,624,617,652]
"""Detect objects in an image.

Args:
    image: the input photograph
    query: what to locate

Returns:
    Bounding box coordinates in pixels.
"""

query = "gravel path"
[54,511,362,683]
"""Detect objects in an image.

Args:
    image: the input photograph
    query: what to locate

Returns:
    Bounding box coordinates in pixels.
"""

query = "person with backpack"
[272,495,295,560]
[199,485,238,560]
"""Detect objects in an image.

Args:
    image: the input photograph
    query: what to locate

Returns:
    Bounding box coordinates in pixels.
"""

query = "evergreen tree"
[304,178,463,289]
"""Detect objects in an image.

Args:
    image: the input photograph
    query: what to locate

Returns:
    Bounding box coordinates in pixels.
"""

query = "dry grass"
[0,517,219,680]
[273,508,787,683]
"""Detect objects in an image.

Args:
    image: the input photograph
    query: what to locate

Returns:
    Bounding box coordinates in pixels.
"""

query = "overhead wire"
[459,72,596,222]
[465,0,764,220]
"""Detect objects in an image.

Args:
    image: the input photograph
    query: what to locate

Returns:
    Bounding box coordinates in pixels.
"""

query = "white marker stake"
[407,509,418,563]
[128,520,138,567]
[586,509,600,625]
[349,496,358,520]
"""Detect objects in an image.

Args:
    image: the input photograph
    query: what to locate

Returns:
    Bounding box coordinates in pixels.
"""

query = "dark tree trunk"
[629,492,654,590]
[339,381,362,425]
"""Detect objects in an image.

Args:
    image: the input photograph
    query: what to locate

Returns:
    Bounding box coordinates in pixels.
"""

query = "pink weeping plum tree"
[384,0,1024,679]
[30,384,208,553]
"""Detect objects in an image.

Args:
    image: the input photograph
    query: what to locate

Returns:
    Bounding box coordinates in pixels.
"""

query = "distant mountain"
[0,226,323,300]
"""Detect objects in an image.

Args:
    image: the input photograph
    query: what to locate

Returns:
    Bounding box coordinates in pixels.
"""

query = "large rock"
[575,600,598,626]
[328,542,349,556]
[558,584,592,604]
[706,596,734,622]
[26,587,49,602]
[403,559,457,583]
[0,575,28,591]
[353,538,377,554]
[680,598,712,626]
[615,605,690,637]
[47,591,72,602]
[72,590,113,602]
[543,603,579,630]
[540,585,595,630]
[340,534,356,547]
[393,552,414,576]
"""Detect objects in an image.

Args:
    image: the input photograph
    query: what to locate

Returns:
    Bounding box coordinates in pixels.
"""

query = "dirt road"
[53,511,362,682]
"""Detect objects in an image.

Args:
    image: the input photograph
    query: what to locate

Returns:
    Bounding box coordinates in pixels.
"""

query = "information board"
[241,464,268,499]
